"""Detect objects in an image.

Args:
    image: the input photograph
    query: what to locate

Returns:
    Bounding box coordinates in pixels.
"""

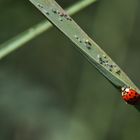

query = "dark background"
[0,0,140,140]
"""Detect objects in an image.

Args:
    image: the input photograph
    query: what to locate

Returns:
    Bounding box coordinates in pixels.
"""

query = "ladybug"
[121,87,140,105]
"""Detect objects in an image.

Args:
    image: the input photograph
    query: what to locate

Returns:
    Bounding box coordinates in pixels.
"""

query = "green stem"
[0,0,96,59]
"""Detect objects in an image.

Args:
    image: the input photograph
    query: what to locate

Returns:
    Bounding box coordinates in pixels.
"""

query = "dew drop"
[97,54,100,59]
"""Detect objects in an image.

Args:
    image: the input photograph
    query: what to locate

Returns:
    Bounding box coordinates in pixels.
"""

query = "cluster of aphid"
[37,3,72,22]
[37,3,92,50]
[121,87,140,105]
[97,54,121,75]
[52,9,72,21]
[74,35,121,74]
[36,2,140,106]
[74,35,92,50]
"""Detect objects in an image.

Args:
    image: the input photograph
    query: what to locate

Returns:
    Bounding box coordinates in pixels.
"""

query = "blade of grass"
[29,0,140,94]
[0,0,96,59]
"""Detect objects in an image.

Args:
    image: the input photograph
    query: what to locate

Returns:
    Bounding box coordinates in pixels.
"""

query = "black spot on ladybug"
[134,97,137,99]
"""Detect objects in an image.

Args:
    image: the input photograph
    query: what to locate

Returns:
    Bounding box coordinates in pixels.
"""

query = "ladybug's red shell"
[121,88,140,105]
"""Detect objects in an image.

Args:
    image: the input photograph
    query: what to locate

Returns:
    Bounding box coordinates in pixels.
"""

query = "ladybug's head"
[121,87,130,96]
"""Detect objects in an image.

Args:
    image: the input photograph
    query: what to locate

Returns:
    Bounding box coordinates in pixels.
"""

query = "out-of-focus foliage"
[0,0,140,140]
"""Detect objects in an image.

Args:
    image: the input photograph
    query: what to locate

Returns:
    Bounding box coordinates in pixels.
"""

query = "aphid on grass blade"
[121,87,140,105]
[109,68,112,72]
[85,39,92,46]
[37,3,43,8]
[115,69,121,75]
[103,54,107,59]
[85,45,91,50]
[84,39,91,49]
[66,16,72,21]
[59,17,63,21]
[59,12,65,17]
[97,55,103,64]
[109,64,113,68]
[56,10,60,15]
[78,39,82,43]
[74,35,78,39]
[52,9,57,14]
[44,10,49,15]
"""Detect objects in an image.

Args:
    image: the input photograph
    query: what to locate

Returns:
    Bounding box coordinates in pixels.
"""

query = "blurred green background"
[0,0,140,140]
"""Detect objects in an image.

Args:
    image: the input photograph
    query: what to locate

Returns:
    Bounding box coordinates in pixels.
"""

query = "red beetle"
[121,87,140,105]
